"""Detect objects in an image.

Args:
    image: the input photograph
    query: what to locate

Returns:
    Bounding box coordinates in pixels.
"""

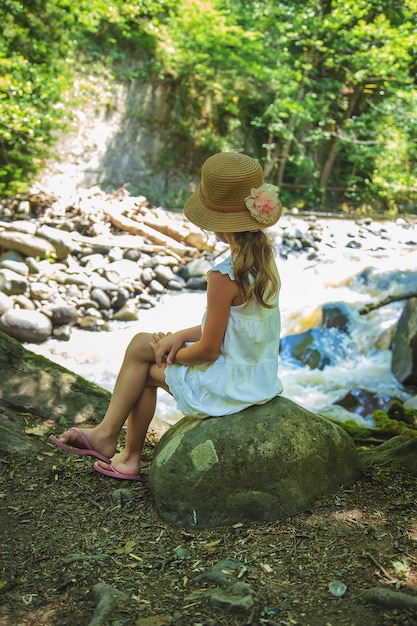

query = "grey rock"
[148,279,165,294]
[50,305,79,326]
[404,395,417,410]
[322,302,353,333]
[113,302,139,321]
[0,268,28,295]
[111,287,130,311]
[280,327,349,370]
[52,324,72,341]
[36,224,80,258]
[105,259,140,283]
[333,387,399,420]
[0,229,56,259]
[140,267,154,284]
[123,248,141,262]
[0,258,29,277]
[90,582,130,626]
[153,264,176,285]
[30,281,57,301]
[0,291,13,315]
[209,582,255,613]
[107,247,124,262]
[77,316,110,331]
[79,253,107,270]
[89,274,118,292]
[148,396,361,528]
[64,272,91,287]
[391,297,417,386]
[0,309,53,343]
[0,250,26,264]
[2,219,36,235]
[13,294,36,310]
[91,288,111,310]
[181,258,212,279]
[167,278,185,291]
[25,257,41,274]
[185,276,207,290]
[186,581,255,614]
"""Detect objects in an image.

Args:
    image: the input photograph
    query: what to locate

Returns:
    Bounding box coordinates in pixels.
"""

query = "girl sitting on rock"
[50,152,284,480]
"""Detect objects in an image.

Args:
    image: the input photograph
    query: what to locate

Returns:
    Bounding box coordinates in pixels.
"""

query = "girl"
[50,152,283,480]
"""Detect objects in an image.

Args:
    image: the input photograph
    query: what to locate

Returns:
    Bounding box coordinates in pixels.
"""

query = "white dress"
[165,255,283,418]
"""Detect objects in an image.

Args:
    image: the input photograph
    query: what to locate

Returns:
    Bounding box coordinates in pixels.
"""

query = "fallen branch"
[366,552,398,584]
[359,292,417,315]
[359,587,417,611]
[102,202,189,255]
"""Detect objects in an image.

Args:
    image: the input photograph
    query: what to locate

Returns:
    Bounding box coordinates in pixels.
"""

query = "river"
[27,215,417,427]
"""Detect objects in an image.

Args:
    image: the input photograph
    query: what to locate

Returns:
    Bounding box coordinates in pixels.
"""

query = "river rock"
[180,258,212,279]
[0,268,28,295]
[334,387,400,419]
[153,263,176,285]
[91,287,111,310]
[321,302,353,332]
[49,304,79,326]
[148,396,361,528]
[0,229,56,258]
[0,291,14,315]
[36,224,81,258]
[0,256,29,277]
[405,395,417,410]
[280,327,349,370]
[105,259,141,282]
[391,297,417,386]
[0,309,53,343]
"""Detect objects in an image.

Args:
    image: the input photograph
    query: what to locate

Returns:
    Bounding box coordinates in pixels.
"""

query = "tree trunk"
[276,85,306,188]
[319,85,362,193]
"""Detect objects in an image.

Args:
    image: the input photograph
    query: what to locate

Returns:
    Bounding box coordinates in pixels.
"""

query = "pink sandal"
[49,427,111,464]
[94,461,142,481]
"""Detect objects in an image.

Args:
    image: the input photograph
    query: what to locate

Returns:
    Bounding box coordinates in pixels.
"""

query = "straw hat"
[184,153,282,232]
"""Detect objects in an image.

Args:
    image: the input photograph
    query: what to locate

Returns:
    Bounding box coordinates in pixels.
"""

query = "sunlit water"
[27,216,417,427]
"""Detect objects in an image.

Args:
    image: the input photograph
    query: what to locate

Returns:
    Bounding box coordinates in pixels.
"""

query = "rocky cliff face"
[33,76,207,208]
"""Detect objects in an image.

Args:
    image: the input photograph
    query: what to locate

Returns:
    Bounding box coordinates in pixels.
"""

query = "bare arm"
[172,270,239,365]
[151,325,202,367]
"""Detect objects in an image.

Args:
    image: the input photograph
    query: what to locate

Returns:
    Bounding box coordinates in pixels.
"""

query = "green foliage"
[0,0,77,194]
[0,0,170,194]
[372,408,417,437]
[325,400,417,442]
[1,0,416,210]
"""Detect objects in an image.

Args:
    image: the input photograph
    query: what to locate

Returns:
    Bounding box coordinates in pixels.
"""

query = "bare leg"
[55,332,168,469]
[97,363,167,475]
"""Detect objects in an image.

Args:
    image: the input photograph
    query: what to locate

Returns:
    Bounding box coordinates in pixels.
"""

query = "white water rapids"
[27,215,417,428]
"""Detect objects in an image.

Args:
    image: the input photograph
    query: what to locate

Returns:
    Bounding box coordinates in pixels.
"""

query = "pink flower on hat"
[244,184,281,224]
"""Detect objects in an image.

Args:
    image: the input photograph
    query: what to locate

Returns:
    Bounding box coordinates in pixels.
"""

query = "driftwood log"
[102,199,214,253]
[359,587,417,611]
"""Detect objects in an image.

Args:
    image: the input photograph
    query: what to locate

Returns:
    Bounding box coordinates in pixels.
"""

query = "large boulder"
[391,297,417,386]
[148,396,361,528]
[0,331,111,457]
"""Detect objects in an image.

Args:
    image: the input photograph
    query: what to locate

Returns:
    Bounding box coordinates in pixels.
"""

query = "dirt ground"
[0,428,416,626]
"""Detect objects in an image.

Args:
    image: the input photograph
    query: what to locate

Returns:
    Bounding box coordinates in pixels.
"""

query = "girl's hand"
[150,332,184,367]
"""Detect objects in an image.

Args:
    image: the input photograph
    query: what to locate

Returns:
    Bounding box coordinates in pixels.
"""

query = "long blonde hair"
[232,231,279,308]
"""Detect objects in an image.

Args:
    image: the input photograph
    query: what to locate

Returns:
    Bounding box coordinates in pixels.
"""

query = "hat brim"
[184,188,282,232]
